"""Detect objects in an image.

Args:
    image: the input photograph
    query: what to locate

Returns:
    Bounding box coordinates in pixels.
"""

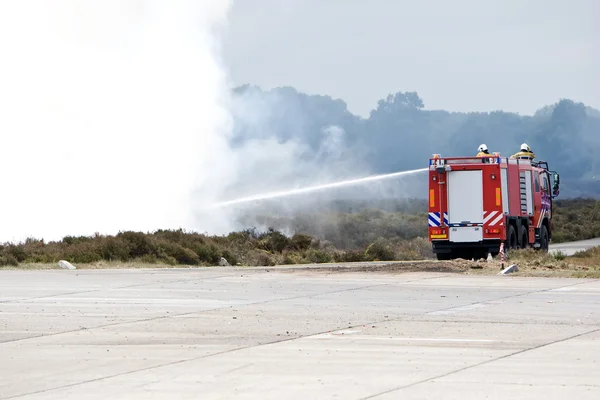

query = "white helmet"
[520,143,531,152]
[478,144,488,152]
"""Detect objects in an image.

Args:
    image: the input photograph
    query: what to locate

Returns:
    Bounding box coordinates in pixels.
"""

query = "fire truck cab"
[428,153,560,260]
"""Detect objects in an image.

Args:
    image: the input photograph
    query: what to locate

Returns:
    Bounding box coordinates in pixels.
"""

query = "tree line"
[231,85,600,198]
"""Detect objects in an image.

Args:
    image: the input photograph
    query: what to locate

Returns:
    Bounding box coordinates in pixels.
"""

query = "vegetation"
[1,198,598,268]
[0,228,432,268]
[552,198,600,242]
[503,247,600,279]
[245,197,600,247]
[232,85,600,198]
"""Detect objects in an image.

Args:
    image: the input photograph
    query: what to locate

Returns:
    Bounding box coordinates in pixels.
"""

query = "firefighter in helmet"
[511,143,535,160]
[476,144,490,157]
[476,144,492,163]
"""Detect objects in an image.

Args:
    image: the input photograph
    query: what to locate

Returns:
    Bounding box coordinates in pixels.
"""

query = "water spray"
[211,167,428,208]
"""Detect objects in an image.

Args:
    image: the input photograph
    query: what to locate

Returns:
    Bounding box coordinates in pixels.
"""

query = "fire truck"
[428,153,561,260]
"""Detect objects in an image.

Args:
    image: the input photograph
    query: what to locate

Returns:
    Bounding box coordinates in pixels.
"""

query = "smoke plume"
[0,1,423,244]
[0,0,234,242]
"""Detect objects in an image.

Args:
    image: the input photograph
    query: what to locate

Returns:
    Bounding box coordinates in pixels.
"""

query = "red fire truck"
[428,153,560,260]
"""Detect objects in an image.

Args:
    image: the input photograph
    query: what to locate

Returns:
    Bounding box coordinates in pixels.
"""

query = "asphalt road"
[550,238,600,256]
[1,267,599,399]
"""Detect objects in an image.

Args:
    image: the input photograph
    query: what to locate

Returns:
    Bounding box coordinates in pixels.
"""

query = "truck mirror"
[553,173,560,185]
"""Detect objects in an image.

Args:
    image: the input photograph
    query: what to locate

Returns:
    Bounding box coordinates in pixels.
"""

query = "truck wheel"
[519,225,529,249]
[507,225,518,250]
[436,252,452,260]
[539,225,549,252]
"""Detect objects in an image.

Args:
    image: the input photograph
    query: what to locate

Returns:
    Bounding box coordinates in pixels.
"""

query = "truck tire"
[519,225,528,249]
[507,225,518,250]
[436,252,452,260]
[539,225,549,252]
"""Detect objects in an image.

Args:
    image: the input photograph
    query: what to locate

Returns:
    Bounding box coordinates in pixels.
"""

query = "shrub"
[282,251,310,265]
[364,238,395,261]
[63,242,103,263]
[156,241,200,265]
[258,229,289,253]
[289,233,313,251]
[0,254,19,267]
[339,250,366,262]
[62,236,93,245]
[7,245,28,262]
[117,231,157,259]
[101,237,130,261]
[251,252,276,266]
[220,249,238,266]
[304,249,333,264]
[396,237,433,260]
[195,243,221,264]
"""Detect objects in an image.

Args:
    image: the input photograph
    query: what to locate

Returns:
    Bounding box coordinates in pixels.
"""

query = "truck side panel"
[507,161,521,216]
[500,167,509,216]
[428,167,449,240]
[531,169,542,243]
[523,170,534,216]
[482,164,505,241]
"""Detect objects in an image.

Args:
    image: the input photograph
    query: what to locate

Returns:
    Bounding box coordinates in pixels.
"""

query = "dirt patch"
[284,261,468,274]
[276,256,600,278]
[5,252,600,279]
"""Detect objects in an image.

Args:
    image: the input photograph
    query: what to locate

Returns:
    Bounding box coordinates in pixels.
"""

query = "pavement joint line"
[308,335,498,342]
[408,317,600,327]
[360,326,600,400]
[0,275,423,346]
[423,380,600,389]
[0,274,236,304]
[422,277,599,317]
[1,273,584,398]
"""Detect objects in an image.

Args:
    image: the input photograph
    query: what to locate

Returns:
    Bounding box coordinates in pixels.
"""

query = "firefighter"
[476,144,490,157]
[511,143,536,160]
[476,144,491,163]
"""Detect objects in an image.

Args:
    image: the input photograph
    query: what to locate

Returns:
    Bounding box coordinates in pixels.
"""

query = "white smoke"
[0,0,234,242]
[0,1,423,244]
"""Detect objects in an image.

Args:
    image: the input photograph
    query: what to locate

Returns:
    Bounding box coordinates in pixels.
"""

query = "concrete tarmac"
[1,267,599,399]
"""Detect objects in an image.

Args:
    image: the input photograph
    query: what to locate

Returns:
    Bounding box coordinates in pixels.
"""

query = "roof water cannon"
[431,154,448,174]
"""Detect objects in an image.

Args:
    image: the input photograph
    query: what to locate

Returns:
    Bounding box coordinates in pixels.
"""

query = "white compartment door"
[447,170,484,242]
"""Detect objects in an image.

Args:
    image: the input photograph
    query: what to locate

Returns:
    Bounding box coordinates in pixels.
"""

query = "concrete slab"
[0,268,598,399]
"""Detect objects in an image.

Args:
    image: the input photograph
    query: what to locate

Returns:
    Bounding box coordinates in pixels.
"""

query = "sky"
[222,0,599,117]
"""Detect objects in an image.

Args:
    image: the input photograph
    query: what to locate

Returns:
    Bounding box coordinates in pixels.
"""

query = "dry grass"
[465,247,600,278]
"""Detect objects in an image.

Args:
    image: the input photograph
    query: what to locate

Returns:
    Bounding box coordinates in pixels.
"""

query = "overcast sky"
[222,0,599,117]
